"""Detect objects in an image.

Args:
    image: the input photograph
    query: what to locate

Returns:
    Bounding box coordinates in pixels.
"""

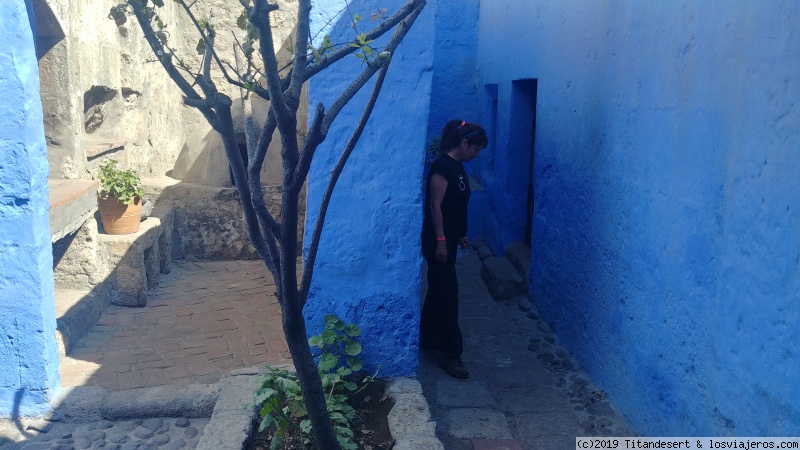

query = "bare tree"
[113,0,426,447]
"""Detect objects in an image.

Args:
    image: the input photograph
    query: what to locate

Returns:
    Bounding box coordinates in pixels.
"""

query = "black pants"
[420,238,463,359]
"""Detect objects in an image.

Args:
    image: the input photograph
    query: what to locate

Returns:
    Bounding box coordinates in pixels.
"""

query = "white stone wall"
[35,0,301,186]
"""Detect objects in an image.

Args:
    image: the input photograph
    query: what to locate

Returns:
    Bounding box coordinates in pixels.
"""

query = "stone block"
[48,179,99,242]
[53,215,104,290]
[103,384,218,419]
[100,206,174,307]
[384,378,443,449]
[472,240,494,261]
[481,257,525,300]
[195,375,258,450]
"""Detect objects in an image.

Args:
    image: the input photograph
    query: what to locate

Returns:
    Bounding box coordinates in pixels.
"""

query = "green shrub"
[98,159,143,204]
[255,315,378,450]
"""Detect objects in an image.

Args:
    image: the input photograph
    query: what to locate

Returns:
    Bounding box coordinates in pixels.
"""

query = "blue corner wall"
[478,0,800,436]
[0,0,61,417]
[305,0,434,376]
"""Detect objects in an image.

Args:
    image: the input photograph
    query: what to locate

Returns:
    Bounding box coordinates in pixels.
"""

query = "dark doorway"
[510,79,537,247]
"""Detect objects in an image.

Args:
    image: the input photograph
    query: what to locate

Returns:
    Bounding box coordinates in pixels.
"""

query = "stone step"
[472,240,494,261]
[481,256,525,301]
[54,287,107,358]
[504,241,531,289]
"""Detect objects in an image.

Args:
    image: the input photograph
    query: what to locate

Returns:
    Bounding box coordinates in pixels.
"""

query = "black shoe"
[443,357,469,379]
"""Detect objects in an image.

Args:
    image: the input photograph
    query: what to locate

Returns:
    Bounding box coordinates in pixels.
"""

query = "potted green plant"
[97,159,144,235]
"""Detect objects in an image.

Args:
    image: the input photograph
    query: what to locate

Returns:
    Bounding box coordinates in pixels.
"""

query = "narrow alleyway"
[418,246,635,450]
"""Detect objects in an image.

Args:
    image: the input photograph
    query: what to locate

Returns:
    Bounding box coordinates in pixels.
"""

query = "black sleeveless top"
[422,154,470,242]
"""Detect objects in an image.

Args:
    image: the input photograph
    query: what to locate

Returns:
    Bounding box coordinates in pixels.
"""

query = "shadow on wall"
[168,30,304,188]
[169,94,285,188]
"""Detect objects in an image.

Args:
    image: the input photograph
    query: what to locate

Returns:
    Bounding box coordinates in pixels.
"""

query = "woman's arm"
[429,173,448,263]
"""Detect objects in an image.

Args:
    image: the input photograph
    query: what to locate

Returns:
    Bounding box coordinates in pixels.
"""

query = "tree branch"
[175,0,249,94]
[251,0,292,123]
[212,99,282,286]
[249,109,282,238]
[288,0,311,100]
[128,0,201,101]
[303,0,425,82]
[320,0,426,134]
[299,63,391,306]
[290,103,325,193]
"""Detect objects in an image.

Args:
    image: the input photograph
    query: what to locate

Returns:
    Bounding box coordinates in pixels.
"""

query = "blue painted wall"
[425,0,480,158]
[0,0,61,417]
[478,0,800,436]
[425,0,485,242]
[305,0,434,376]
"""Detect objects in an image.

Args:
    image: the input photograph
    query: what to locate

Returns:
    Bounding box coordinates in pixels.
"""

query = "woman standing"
[420,120,488,379]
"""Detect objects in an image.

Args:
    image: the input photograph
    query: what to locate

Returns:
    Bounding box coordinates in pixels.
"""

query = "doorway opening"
[509,79,537,247]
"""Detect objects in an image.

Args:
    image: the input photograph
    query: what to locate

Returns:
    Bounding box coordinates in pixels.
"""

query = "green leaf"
[152,0,164,6]
[344,340,362,356]
[308,334,323,348]
[336,366,352,377]
[237,12,248,30]
[344,324,361,337]
[254,387,277,404]
[259,402,274,418]
[318,353,337,371]
[258,413,273,432]
[269,434,283,450]
[287,398,307,416]
[346,357,362,371]
[300,419,312,433]
[196,38,206,55]
[275,376,300,392]
[321,329,337,345]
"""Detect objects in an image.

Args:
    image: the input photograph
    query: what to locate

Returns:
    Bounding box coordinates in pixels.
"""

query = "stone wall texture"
[477,0,800,436]
[305,0,435,377]
[33,0,299,185]
[0,0,61,417]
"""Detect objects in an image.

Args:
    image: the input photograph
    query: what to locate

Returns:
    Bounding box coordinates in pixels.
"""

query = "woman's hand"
[459,237,470,249]
[435,241,447,263]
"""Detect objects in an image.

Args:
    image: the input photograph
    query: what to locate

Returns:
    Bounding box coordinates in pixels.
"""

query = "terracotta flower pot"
[98,196,142,235]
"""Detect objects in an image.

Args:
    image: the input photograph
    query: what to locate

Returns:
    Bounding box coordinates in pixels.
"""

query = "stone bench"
[98,205,175,307]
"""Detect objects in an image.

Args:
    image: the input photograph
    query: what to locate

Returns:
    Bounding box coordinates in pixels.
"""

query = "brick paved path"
[59,260,291,391]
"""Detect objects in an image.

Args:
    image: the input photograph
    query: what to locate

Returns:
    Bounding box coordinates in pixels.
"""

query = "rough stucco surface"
[478,0,800,436]
[0,0,61,417]
[425,0,480,154]
[305,0,434,376]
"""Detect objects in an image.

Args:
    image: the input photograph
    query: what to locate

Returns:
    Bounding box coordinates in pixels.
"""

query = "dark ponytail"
[440,119,488,152]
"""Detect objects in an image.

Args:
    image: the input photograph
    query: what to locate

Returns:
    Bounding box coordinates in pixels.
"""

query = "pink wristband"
[435,236,446,241]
